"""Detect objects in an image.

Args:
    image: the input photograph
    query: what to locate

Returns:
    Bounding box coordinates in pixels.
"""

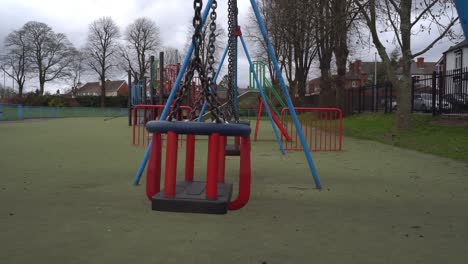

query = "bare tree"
[184,21,226,70]
[314,0,335,106]
[69,49,86,97]
[248,0,318,104]
[121,17,160,82]
[0,29,30,96]
[85,17,120,107]
[333,0,360,111]
[247,0,287,86]
[161,47,183,65]
[355,0,460,129]
[23,21,75,95]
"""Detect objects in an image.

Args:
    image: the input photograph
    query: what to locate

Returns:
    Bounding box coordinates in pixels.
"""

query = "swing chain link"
[168,0,203,121]
[189,0,221,121]
[170,0,224,123]
[226,0,239,122]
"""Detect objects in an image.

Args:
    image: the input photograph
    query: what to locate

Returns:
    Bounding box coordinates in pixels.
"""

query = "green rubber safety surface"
[1,117,468,263]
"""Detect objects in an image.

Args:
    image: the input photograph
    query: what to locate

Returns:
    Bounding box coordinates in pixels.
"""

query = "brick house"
[307,58,436,95]
[73,80,128,97]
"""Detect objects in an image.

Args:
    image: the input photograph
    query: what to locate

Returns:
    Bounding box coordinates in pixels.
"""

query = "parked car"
[380,97,398,111]
[442,93,468,112]
[413,93,452,112]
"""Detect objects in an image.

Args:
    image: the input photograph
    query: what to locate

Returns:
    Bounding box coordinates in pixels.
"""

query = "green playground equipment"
[249,61,286,117]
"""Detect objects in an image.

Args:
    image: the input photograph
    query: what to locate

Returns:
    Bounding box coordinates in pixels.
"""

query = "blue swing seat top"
[146,121,251,137]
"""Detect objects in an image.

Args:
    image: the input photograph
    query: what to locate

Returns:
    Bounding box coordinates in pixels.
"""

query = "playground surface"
[1,117,468,263]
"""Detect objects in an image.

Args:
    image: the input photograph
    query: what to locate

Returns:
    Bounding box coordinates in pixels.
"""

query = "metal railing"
[280,107,343,151]
[0,104,127,121]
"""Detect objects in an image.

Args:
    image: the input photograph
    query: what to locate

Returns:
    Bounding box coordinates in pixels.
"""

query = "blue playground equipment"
[130,80,145,106]
[133,0,322,191]
[455,0,468,40]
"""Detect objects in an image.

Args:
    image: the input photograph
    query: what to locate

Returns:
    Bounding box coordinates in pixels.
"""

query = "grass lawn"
[1,117,468,263]
[344,113,468,162]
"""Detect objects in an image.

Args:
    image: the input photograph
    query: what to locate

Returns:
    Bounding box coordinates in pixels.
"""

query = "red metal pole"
[218,136,227,183]
[269,106,292,142]
[254,97,263,141]
[206,133,219,200]
[235,136,241,149]
[314,111,318,151]
[326,111,329,151]
[229,136,251,210]
[339,109,343,151]
[164,131,178,198]
[146,133,162,200]
[185,135,195,182]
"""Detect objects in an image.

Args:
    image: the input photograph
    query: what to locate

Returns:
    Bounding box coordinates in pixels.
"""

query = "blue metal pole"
[454,0,468,40]
[249,0,322,189]
[240,35,285,154]
[133,0,213,186]
[197,40,230,122]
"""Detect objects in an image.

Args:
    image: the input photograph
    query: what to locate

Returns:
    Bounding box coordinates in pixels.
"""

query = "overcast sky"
[0,0,463,93]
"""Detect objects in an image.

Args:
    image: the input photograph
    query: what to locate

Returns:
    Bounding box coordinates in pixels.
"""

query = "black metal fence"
[344,81,395,114]
[344,67,468,116]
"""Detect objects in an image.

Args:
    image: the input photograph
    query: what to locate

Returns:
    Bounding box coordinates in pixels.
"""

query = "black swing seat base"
[152,181,233,214]
[225,144,241,156]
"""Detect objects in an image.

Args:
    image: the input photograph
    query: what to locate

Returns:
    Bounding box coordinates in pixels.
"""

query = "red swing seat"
[145,121,252,214]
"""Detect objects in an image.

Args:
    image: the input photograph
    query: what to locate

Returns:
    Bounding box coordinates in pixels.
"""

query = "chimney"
[416,57,424,68]
[354,60,362,74]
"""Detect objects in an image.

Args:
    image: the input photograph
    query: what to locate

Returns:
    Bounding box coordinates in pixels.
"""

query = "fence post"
[371,84,375,112]
[128,70,132,126]
[159,52,165,105]
[17,105,23,120]
[439,70,444,115]
[432,71,437,116]
[384,83,388,113]
[376,84,379,112]
[411,77,415,113]
[389,82,393,113]
[150,56,155,105]
[143,76,148,104]
[358,87,362,113]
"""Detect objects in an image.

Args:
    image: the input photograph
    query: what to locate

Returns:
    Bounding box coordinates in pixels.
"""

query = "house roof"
[76,80,126,94]
[444,40,468,54]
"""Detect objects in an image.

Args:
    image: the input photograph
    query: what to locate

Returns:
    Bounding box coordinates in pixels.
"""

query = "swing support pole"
[133,0,213,186]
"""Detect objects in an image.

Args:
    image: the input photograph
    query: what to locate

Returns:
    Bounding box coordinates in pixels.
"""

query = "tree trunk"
[40,81,45,96]
[18,84,23,97]
[396,0,412,130]
[101,77,106,108]
[333,0,349,113]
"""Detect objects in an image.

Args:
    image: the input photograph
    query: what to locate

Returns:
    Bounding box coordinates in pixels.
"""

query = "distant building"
[436,40,468,95]
[438,40,468,73]
[307,57,437,95]
[74,80,128,97]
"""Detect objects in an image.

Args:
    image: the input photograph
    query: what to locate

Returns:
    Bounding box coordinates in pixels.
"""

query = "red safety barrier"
[280,107,342,151]
[132,105,192,147]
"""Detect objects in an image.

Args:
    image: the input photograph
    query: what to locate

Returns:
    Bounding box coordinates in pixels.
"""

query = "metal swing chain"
[170,0,224,122]
[189,0,222,120]
[226,0,239,122]
[168,0,203,121]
